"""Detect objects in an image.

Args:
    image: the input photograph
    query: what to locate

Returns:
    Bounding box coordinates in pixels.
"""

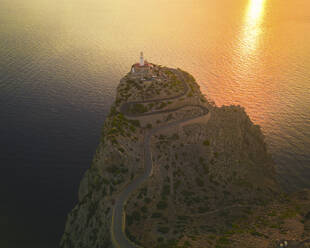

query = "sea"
[0,0,309,247]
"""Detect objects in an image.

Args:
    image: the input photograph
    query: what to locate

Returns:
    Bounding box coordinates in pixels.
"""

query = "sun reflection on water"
[242,0,266,54]
[230,0,271,127]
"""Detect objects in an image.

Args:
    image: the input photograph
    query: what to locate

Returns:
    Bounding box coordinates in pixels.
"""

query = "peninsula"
[60,56,310,248]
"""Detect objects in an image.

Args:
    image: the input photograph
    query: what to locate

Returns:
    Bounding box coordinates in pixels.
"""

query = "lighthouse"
[140,51,145,66]
[131,52,153,74]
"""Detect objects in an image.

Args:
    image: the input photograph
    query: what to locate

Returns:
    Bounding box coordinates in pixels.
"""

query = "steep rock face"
[60,65,195,248]
[124,105,280,247]
[60,65,308,248]
[60,109,145,248]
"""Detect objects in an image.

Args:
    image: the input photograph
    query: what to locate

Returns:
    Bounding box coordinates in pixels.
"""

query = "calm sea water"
[0,0,309,247]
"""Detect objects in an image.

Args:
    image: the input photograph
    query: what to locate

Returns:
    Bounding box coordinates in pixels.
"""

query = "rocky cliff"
[60,64,310,248]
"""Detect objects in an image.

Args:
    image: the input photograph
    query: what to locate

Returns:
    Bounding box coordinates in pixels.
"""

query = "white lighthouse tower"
[140,51,145,66]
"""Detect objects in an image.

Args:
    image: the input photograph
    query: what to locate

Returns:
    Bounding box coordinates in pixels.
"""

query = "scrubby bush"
[196,177,204,187]
[157,226,170,234]
[203,140,210,146]
[152,212,162,218]
[131,103,148,114]
[157,201,168,209]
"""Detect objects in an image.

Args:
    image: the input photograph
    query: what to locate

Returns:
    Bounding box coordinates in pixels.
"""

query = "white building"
[131,52,154,73]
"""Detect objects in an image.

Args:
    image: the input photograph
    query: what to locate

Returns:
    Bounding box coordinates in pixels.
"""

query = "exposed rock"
[60,64,310,248]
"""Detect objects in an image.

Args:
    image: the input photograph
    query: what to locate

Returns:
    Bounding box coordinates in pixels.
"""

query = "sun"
[246,0,266,23]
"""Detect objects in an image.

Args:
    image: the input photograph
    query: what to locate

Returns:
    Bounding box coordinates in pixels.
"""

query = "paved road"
[119,70,190,117]
[111,70,310,248]
[111,71,209,248]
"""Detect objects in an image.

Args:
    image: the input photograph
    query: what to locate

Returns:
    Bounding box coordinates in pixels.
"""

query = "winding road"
[111,70,210,248]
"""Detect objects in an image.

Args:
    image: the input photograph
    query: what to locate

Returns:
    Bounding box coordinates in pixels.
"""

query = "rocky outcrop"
[124,104,281,247]
[60,64,310,248]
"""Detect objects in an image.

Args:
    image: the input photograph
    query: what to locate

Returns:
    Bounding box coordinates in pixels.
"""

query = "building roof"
[133,61,153,68]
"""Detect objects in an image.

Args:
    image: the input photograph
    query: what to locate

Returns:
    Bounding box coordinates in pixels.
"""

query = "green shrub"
[196,177,204,187]
[158,102,167,109]
[174,180,181,190]
[198,206,209,213]
[157,201,168,209]
[216,236,231,247]
[203,140,210,146]
[131,103,148,114]
[132,211,141,222]
[129,119,140,127]
[203,164,209,174]
[151,212,162,218]
[141,206,148,213]
[162,184,170,198]
[127,214,133,226]
[158,226,170,234]
[171,133,179,140]
[250,230,267,238]
[183,241,191,247]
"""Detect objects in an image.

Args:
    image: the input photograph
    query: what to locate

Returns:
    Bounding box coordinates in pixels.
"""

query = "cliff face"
[124,104,280,247]
[60,65,310,248]
[60,108,144,248]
